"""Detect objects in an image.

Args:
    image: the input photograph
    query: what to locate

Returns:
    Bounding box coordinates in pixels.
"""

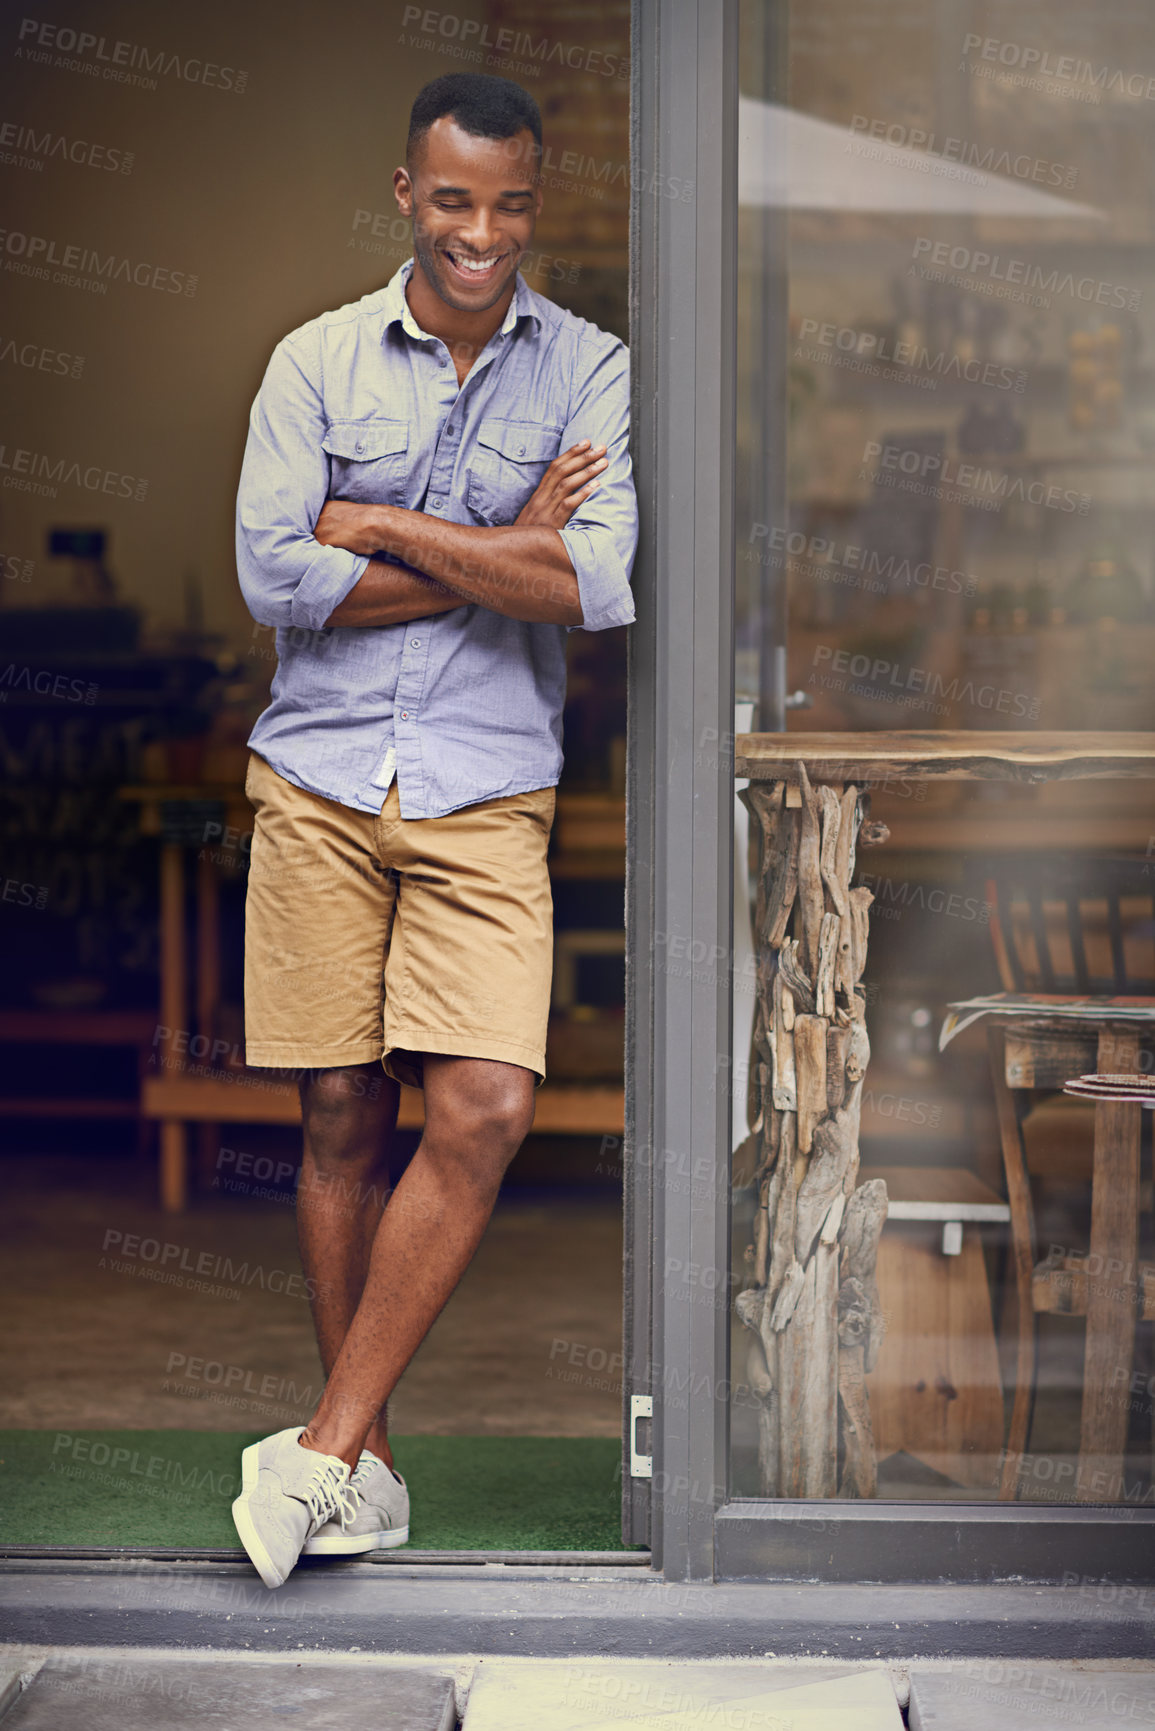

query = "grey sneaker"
[303,1450,410,1554]
[231,1426,355,1588]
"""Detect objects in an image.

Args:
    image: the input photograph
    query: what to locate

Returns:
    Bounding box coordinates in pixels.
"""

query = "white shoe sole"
[231,1441,289,1589]
[303,1523,410,1556]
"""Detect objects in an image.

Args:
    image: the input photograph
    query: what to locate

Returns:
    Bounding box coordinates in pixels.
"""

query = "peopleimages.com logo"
[0,338,84,378]
[99,1229,325,1302]
[910,238,1140,312]
[862,440,1090,514]
[810,644,1041,721]
[0,119,134,174]
[0,228,196,296]
[398,5,628,79]
[746,523,978,597]
[15,17,248,93]
[0,443,148,502]
[848,114,1079,189]
[796,317,1026,392]
[0,663,97,703]
[960,33,1155,103]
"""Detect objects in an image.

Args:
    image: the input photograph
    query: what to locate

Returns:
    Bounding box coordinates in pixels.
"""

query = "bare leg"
[296,1063,400,1467]
[300,1054,535,1468]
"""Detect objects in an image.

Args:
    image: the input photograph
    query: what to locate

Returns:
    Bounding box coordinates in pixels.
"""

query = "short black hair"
[407,73,542,168]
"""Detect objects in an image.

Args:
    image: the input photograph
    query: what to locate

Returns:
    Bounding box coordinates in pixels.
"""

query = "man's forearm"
[323,557,467,628]
[377,507,582,627]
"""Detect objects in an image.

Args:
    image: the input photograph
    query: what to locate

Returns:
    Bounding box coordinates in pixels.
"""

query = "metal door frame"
[625,0,738,1580]
[625,0,1155,1585]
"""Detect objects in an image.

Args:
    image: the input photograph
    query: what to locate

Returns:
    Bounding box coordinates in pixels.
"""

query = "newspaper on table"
[938,993,1155,1053]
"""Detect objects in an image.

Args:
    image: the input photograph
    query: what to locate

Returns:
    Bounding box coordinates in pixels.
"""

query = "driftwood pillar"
[736,764,889,1498]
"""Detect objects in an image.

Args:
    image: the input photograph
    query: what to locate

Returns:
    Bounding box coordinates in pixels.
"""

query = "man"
[229,72,638,1589]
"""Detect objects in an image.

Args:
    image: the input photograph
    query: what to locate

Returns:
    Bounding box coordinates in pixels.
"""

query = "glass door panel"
[731,0,1155,1509]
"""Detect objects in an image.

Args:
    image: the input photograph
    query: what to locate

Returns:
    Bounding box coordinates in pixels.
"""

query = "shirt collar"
[383,258,542,344]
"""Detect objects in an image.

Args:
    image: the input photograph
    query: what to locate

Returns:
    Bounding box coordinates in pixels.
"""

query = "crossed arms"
[235,325,639,639]
[315,442,606,629]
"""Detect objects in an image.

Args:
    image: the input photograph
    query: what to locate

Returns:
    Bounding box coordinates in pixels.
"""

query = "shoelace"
[329,1456,376,1524]
[354,1452,405,1494]
[303,1455,358,1531]
[351,1453,378,1489]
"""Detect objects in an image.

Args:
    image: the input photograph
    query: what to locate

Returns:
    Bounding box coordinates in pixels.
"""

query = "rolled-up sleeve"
[236,328,369,631]
[556,335,638,634]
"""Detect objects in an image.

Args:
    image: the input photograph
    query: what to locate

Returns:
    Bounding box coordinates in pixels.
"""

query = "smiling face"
[395,116,542,316]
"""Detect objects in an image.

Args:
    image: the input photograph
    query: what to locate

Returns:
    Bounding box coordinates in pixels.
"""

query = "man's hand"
[314,500,387,557]
[515,440,607,528]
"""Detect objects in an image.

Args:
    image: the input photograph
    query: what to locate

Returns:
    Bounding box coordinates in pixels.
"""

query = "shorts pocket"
[498,785,557,833]
[244,750,267,807]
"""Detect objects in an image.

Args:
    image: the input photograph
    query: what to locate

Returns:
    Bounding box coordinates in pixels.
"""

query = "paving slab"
[0,1658,41,1718]
[909,1664,1155,1730]
[1,1655,456,1730]
[463,1659,902,1728]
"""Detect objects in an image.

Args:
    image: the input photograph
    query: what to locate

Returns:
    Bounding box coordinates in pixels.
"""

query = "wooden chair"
[979,854,1155,1501]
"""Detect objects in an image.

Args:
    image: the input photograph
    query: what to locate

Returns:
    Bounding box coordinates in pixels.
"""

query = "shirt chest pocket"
[322,418,410,505]
[466,418,561,526]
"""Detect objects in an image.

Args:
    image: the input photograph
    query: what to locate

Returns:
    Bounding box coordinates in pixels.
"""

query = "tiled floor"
[0,1151,622,1437]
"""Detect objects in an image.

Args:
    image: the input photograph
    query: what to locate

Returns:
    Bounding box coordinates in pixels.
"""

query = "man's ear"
[393,164,413,215]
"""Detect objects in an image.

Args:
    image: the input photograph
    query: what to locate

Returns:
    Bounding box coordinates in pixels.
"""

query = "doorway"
[0,0,637,1561]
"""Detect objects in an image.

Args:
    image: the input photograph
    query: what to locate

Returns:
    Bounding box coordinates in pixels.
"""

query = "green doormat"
[0,1431,629,1553]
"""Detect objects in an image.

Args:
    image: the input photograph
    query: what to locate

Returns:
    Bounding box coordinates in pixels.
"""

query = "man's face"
[395,117,541,312]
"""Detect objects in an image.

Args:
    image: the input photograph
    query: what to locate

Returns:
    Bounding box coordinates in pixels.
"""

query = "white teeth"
[451,255,498,273]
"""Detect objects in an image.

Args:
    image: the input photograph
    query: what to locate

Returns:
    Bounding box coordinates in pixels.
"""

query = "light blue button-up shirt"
[236,258,638,819]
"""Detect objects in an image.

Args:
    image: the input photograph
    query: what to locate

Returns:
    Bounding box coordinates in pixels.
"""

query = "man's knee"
[300,1065,396,1153]
[426,1076,535,1162]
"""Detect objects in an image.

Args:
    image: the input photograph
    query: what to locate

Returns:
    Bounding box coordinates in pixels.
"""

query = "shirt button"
[410,638,420,647]
[355,441,365,453]
[438,357,448,368]
[431,497,443,509]
[401,710,409,719]
[517,443,526,455]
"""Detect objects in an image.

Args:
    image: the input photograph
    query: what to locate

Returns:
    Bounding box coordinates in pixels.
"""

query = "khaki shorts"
[243,752,555,1087]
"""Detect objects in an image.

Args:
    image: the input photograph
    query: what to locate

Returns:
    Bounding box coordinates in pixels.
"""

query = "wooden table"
[734,731,1155,786]
[119,782,252,1212]
[733,731,1155,1502]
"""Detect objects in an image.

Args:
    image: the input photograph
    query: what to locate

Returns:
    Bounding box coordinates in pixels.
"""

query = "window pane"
[731,0,1155,1508]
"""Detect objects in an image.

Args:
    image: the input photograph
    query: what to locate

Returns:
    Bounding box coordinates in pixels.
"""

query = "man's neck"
[404,262,516,371]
